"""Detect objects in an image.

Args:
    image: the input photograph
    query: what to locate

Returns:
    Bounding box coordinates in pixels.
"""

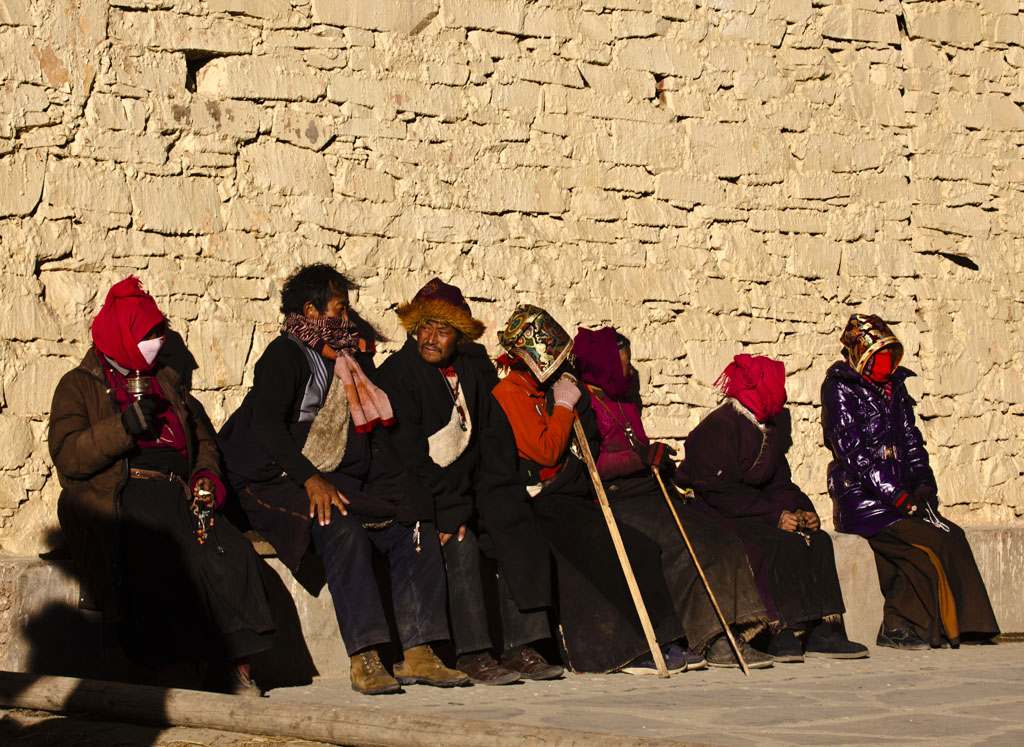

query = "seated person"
[821,313,999,649]
[49,277,274,694]
[573,326,771,669]
[375,278,562,684]
[218,264,467,695]
[675,354,868,662]
[485,304,690,674]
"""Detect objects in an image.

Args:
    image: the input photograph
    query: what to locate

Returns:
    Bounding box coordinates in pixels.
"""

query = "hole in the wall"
[924,251,980,271]
[896,12,909,39]
[184,51,225,93]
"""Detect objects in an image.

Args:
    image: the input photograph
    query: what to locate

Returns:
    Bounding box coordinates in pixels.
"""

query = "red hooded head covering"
[91,276,165,371]
[573,326,632,400]
[714,354,787,423]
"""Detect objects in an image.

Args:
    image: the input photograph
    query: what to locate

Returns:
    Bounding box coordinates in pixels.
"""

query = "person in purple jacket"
[821,314,999,650]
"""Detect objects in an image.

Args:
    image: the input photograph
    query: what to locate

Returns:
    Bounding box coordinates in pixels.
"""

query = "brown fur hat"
[395,278,485,341]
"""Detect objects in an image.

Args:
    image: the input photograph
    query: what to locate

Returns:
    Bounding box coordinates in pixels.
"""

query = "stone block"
[690,122,795,181]
[720,13,785,47]
[616,37,703,78]
[912,153,991,184]
[109,49,187,95]
[0,414,33,469]
[5,358,66,417]
[312,0,436,34]
[187,318,253,389]
[112,9,254,54]
[328,74,465,121]
[786,237,842,279]
[0,279,60,343]
[84,93,146,131]
[197,57,326,102]
[272,108,333,151]
[43,159,132,215]
[466,170,565,214]
[569,187,624,220]
[625,197,689,227]
[905,4,984,48]
[440,0,526,34]
[334,163,397,203]
[0,151,44,217]
[208,0,291,18]
[239,141,333,196]
[820,5,900,44]
[152,96,261,139]
[131,176,224,234]
[912,205,992,239]
[0,0,32,25]
[655,174,727,207]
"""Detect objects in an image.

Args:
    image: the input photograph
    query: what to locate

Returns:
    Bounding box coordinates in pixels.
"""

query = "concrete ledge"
[1,526,1021,682]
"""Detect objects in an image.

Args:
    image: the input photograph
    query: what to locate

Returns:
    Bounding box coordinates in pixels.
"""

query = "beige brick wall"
[2,0,1022,554]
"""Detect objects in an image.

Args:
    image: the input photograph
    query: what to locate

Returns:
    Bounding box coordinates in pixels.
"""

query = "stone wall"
[2,0,1023,554]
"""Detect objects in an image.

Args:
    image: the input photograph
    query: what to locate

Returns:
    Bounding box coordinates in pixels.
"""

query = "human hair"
[279,264,357,316]
[615,331,631,350]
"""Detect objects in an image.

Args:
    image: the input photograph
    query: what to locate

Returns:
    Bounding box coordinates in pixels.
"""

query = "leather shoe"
[704,636,773,669]
[805,620,869,659]
[457,652,520,685]
[394,645,470,687]
[500,646,563,680]
[876,625,929,651]
[350,649,401,695]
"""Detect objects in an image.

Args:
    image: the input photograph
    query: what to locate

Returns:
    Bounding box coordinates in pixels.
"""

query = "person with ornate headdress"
[374,279,562,684]
[572,327,773,669]
[675,354,868,663]
[484,304,693,674]
[821,314,998,649]
[49,277,274,694]
[218,264,468,695]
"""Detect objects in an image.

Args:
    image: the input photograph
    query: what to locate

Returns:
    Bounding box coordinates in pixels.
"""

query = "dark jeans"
[442,528,550,655]
[311,511,449,656]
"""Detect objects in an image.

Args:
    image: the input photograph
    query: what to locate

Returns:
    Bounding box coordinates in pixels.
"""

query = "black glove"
[638,442,677,469]
[122,398,158,438]
[915,486,938,510]
[893,491,923,517]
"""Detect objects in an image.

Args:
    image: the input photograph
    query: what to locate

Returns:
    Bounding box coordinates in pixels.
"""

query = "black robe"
[480,379,683,672]
[218,334,431,571]
[676,402,846,629]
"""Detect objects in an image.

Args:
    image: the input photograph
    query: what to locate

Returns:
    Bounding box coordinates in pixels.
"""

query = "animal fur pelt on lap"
[302,376,350,472]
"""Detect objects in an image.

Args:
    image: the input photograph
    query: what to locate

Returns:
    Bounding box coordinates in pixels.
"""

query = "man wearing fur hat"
[375,278,563,684]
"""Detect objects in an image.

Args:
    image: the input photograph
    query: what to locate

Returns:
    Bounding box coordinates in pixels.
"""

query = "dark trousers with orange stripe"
[868,518,999,646]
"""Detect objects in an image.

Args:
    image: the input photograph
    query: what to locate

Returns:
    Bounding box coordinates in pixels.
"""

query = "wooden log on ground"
[0,671,697,747]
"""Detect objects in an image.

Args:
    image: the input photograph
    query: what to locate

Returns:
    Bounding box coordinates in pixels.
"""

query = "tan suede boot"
[350,649,402,695]
[393,645,470,687]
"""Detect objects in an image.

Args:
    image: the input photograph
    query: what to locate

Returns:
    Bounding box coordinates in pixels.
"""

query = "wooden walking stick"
[571,417,670,678]
[651,467,750,677]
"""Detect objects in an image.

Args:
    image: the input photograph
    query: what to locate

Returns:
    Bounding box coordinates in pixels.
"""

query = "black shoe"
[805,622,869,659]
[767,629,804,663]
[876,625,929,651]
[704,636,773,670]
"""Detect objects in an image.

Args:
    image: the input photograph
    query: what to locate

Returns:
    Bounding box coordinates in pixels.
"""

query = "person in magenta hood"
[676,353,868,663]
[573,327,772,670]
[821,314,999,649]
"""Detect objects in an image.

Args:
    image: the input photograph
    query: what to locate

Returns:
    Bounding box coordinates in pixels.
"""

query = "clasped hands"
[778,509,820,532]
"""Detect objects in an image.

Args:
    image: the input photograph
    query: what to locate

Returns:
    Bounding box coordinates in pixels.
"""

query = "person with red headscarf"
[675,354,868,663]
[49,277,274,694]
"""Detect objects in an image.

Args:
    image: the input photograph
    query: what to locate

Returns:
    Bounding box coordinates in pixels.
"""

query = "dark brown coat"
[48,348,222,619]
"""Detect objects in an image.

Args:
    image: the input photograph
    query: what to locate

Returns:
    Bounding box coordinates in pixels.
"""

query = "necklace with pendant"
[440,368,468,431]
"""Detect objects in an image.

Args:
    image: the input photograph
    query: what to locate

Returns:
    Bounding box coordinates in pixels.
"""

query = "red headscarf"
[714,354,787,423]
[91,276,165,371]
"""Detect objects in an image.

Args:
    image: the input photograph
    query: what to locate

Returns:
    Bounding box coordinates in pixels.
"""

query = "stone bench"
[2,527,1020,686]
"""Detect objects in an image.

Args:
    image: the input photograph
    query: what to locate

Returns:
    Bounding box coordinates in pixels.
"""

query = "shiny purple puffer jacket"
[820,361,937,536]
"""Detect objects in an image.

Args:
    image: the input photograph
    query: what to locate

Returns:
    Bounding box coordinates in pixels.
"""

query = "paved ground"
[2,643,1022,746]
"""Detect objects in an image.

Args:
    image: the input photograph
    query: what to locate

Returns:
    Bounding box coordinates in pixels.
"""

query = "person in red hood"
[675,354,868,663]
[49,277,274,694]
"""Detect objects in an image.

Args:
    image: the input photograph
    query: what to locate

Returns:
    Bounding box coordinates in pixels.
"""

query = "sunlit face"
[304,289,350,320]
[416,320,459,365]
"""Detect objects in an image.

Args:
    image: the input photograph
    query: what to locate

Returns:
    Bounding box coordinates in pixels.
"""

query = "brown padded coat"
[48,348,223,619]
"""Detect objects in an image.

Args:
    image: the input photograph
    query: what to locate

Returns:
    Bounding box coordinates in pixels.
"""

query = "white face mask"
[137,336,165,367]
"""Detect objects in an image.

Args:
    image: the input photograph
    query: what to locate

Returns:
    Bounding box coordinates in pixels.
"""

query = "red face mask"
[864,349,896,383]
